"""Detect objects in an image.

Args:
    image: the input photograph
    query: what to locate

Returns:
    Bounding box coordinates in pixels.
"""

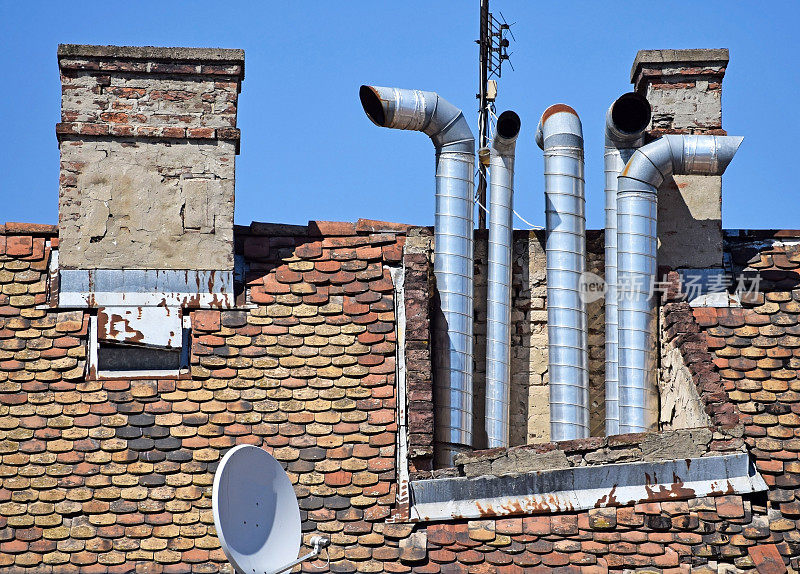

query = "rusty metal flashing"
[408,453,765,521]
[46,240,59,308]
[58,269,235,308]
[60,269,226,378]
[98,306,184,348]
[88,313,191,379]
[388,265,411,522]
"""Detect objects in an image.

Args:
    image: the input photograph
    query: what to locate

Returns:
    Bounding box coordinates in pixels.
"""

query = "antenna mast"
[477,0,490,230]
[476,0,513,230]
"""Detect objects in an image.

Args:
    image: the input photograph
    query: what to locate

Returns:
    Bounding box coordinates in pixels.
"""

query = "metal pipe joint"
[617,134,743,433]
[360,85,475,466]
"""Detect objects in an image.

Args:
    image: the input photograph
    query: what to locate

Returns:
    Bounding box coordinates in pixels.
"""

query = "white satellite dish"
[213,445,329,574]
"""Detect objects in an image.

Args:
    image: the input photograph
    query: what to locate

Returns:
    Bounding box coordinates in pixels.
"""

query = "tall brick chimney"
[54,46,245,364]
[56,45,244,272]
[631,48,729,269]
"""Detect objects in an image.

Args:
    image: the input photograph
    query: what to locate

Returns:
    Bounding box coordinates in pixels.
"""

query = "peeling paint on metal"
[58,269,235,308]
[387,265,411,523]
[97,305,183,348]
[408,453,766,522]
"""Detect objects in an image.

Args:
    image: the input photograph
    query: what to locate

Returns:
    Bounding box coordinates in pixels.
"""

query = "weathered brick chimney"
[54,45,245,369]
[56,44,244,272]
[631,48,729,269]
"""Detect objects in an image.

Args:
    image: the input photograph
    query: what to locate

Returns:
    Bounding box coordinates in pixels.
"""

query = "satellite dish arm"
[266,536,330,574]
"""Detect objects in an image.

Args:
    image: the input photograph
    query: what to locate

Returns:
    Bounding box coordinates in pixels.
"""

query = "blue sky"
[1,1,798,231]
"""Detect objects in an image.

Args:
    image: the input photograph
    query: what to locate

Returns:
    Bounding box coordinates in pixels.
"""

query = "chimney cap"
[57,44,244,63]
[630,48,729,83]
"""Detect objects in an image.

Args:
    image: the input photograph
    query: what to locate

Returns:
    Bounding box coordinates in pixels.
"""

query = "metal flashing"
[409,453,766,521]
[58,269,235,308]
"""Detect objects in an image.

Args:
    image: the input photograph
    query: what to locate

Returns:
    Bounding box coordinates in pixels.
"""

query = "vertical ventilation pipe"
[617,134,743,433]
[359,86,475,466]
[485,110,521,448]
[536,105,589,442]
[603,93,651,436]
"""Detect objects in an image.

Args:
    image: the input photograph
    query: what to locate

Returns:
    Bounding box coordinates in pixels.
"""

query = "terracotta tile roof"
[0,223,413,571]
[0,225,798,572]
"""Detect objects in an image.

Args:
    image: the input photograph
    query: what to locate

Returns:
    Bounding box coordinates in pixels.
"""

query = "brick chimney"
[631,48,729,269]
[56,44,244,272]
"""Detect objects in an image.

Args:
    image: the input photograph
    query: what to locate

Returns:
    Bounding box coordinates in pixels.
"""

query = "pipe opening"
[611,93,651,134]
[496,110,521,139]
[359,85,386,126]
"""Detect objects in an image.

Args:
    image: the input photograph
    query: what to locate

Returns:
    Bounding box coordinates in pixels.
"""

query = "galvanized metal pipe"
[603,93,651,436]
[617,134,743,433]
[485,110,521,448]
[359,86,475,465]
[536,104,589,441]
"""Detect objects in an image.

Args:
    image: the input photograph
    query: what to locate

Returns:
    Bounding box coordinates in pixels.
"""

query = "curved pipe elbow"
[359,85,474,153]
[620,134,744,191]
[536,104,583,150]
[605,92,651,148]
[491,110,521,157]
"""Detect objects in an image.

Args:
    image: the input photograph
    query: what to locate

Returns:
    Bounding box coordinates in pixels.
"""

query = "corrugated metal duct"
[536,104,589,442]
[359,86,475,466]
[617,134,743,433]
[485,110,521,448]
[603,93,651,436]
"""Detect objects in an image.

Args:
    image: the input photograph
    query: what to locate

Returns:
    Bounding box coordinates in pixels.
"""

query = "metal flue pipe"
[485,110,521,448]
[617,134,743,433]
[536,105,589,442]
[603,93,651,436]
[359,86,475,465]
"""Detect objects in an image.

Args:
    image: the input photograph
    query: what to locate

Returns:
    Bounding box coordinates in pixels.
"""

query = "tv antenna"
[476,0,514,229]
[213,445,330,574]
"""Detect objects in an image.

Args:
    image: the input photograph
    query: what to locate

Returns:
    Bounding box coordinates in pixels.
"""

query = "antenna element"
[476,0,514,229]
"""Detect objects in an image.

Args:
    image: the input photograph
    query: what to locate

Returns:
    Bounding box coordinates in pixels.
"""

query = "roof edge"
[1,222,58,236]
[58,44,244,63]
[631,48,729,83]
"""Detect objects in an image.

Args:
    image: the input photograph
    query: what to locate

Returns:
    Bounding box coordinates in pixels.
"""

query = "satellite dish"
[213,445,328,574]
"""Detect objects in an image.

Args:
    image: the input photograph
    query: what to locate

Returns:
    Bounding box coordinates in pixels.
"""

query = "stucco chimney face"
[631,48,729,269]
[56,45,244,271]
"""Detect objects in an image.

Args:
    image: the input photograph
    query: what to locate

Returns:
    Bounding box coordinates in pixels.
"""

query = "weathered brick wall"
[57,45,243,271]
[658,314,713,430]
[403,229,434,476]
[631,48,727,136]
[471,229,605,446]
[586,231,607,438]
[471,230,548,448]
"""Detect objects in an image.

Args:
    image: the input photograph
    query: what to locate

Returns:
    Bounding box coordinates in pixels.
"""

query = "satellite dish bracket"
[267,536,331,574]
